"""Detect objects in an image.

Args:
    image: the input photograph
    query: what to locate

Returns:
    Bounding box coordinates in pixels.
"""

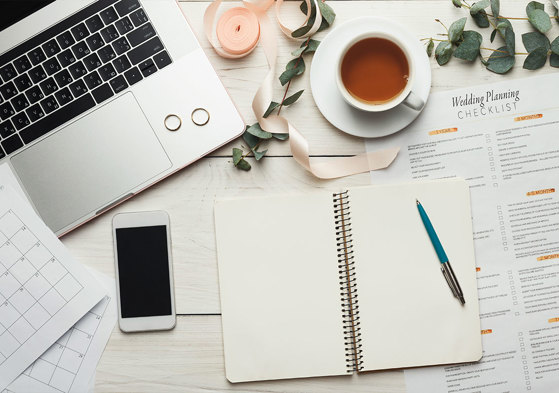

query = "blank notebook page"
[349,179,482,371]
[214,192,347,382]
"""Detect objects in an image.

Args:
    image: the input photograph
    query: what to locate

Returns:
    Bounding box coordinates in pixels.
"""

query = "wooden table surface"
[61,0,559,391]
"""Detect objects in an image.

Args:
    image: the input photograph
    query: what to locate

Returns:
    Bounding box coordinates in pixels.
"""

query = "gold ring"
[191,108,210,126]
[164,114,182,131]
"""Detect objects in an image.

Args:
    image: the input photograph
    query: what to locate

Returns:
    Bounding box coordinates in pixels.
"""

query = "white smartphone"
[112,211,176,332]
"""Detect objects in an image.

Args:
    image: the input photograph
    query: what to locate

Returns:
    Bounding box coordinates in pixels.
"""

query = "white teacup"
[336,32,425,112]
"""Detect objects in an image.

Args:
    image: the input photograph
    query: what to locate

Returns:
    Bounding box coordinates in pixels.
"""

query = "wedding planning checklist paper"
[366,73,559,392]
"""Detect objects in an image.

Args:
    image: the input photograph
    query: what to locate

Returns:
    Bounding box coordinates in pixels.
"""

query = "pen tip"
[416,199,420,205]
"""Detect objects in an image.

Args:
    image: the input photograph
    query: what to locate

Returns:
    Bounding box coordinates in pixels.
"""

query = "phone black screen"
[115,225,172,318]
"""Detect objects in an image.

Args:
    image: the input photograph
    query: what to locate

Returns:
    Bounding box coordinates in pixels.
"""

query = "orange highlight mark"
[515,114,543,122]
[527,188,555,196]
[429,127,458,136]
[476,267,481,272]
[537,254,559,261]
[549,318,559,323]
[481,329,493,335]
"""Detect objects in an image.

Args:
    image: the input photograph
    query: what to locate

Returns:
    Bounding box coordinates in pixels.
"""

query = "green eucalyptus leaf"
[236,159,251,171]
[526,1,545,15]
[505,27,515,55]
[550,53,559,67]
[426,39,434,56]
[471,9,490,28]
[522,31,550,53]
[317,16,330,32]
[452,0,462,7]
[490,29,497,42]
[279,68,298,86]
[470,0,490,14]
[317,1,336,26]
[246,123,273,139]
[243,130,260,148]
[279,58,305,85]
[551,36,559,54]
[552,0,559,21]
[263,102,280,118]
[232,148,243,165]
[523,46,548,69]
[486,45,515,73]
[449,17,467,43]
[272,133,289,140]
[306,39,320,53]
[435,41,454,65]
[291,2,316,38]
[300,0,308,14]
[454,30,483,61]
[253,149,268,161]
[282,89,304,106]
[528,9,552,33]
[291,46,307,57]
[490,0,500,16]
[496,18,512,36]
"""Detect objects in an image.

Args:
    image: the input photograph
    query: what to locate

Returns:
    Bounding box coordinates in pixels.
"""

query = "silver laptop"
[0,0,244,235]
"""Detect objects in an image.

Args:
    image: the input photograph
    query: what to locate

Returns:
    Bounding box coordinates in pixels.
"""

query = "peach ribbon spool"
[204,0,400,178]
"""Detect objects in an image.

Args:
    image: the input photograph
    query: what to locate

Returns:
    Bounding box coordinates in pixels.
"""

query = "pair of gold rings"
[164,108,210,131]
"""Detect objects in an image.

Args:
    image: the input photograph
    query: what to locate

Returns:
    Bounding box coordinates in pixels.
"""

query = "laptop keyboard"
[0,0,173,158]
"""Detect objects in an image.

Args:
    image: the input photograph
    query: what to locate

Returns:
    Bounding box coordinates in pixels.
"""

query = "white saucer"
[310,17,432,138]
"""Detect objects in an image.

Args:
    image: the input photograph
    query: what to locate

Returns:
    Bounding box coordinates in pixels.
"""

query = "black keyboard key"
[26,104,45,122]
[0,82,17,100]
[0,102,15,120]
[54,69,72,88]
[11,94,29,112]
[112,55,131,73]
[98,45,116,63]
[56,32,76,50]
[83,53,102,72]
[0,120,15,138]
[28,65,47,83]
[69,80,88,98]
[153,50,171,70]
[14,56,32,74]
[139,58,157,78]
[128,37,163,65]
[25,86,44,104]
[98,63,117,81]
[71,23,90,41]
[12,112,30,130]
[54,87,73,106]
[2,134,23,154]
[86,33,105,52]
[28,48,46,65]
[14,74,32,92]
[115,17,134,35]
[101,7,118,24]
[115,0,140,16]
[40,95,59,114]
[0,64,17,82]
[42,39,61,57]
[112,37,130,55]
[21,94,95,144]
[57,49,77,67]
[127,23,155,47]
[84,71,102,89]
[44,57,61,76]
[72,41,91,60]
[129,8,148,27]
[40,78,58,96]
[68,61,88,79]
[109,75,128,93]
[85,15,104,33]
[101,25,119,43]
[92,83,114,103]
[124,66,142,85]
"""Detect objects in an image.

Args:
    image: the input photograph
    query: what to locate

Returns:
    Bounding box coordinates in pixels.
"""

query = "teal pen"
[416,199,465,305]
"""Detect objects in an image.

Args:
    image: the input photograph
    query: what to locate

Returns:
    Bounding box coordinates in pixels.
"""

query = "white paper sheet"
[365,74,559,392]
[0,166,105,391]
[4,271,116,393]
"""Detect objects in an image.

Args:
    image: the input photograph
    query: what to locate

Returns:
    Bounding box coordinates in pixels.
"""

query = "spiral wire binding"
[333,191,363,373]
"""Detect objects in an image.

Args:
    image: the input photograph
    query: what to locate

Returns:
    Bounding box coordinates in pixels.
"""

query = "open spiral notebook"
[214,179,482,383]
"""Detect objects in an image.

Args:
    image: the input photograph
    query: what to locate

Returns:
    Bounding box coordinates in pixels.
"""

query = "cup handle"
[402,91,425,111]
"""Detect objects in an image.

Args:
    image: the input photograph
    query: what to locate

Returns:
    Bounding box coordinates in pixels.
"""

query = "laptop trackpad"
[11,93,172,233]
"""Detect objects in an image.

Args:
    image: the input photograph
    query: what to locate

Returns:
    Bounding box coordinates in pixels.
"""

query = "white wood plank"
[62,157,370,315]
[95,315,406,393]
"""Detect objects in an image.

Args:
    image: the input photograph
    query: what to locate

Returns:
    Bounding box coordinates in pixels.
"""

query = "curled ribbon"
[204,0,400,179]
